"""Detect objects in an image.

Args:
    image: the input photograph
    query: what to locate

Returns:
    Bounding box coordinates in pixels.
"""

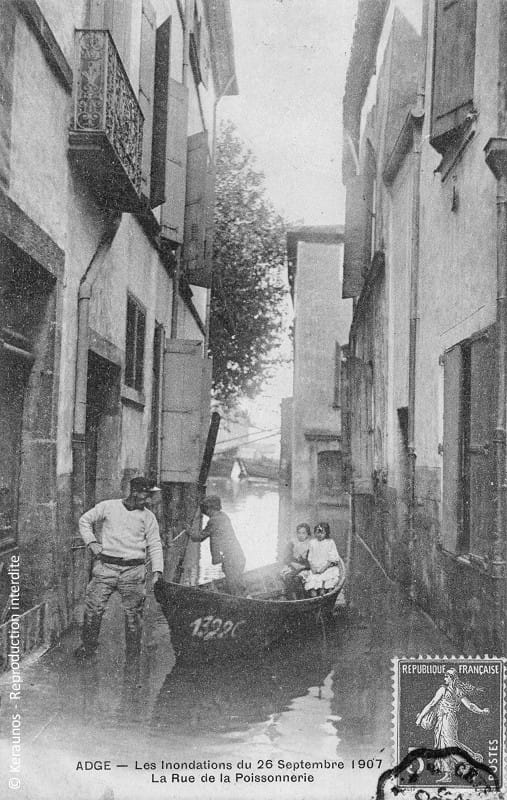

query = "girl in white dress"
[303,522,343,596]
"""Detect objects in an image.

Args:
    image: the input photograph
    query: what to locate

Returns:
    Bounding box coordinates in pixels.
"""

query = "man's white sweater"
[79,499,164,573]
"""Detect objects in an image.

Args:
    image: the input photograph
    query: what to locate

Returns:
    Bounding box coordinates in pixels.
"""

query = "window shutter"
[468,331,496,559]
[158,79,189,238]
[150,18,171,209]
[342,175,368,299]
[161,340,204,482]
[442,344,462,552]
[183,131,209,286]
[431,0,477,152]
[89,0,132,69]
[139,0,156,201]
[199,18,210,88]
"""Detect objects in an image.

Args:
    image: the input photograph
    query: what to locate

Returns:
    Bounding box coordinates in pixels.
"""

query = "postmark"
[388,657,506,798]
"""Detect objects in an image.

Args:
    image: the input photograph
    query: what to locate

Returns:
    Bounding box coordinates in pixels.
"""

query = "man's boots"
[74,611,102,658]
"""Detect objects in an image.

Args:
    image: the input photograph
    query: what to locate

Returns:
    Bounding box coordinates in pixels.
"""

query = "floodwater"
[199,478,280,582]
[0,481,458,800]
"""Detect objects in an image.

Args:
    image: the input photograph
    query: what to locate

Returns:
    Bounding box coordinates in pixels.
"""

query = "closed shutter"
[468,331,496,559]
[159,80,189,240]
[161,340,204,483]
[442,344,462,552]
[431,0,477,152]
[183,131,209,285]
[343,175,367,299]
[139,0,156,201]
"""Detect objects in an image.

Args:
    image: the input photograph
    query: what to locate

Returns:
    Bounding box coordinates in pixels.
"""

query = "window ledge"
[121,384,145,408]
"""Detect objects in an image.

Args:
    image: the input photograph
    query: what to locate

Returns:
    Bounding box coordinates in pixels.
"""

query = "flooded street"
[0,484,458,800]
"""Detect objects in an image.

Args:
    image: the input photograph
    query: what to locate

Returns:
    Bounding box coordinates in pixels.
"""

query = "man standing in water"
[191,495,246,594]
[74,476,163,660]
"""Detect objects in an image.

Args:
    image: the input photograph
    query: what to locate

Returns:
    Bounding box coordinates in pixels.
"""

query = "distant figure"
[74,476,163,660]
[280,523,311,599]
[416,667,490,783]
[191,495,246,595]
[303,522,343,597]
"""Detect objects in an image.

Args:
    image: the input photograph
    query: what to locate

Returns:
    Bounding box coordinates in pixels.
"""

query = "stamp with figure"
[388,657,506,798]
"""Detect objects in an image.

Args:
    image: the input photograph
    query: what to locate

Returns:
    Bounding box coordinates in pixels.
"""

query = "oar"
[173,411,221,583]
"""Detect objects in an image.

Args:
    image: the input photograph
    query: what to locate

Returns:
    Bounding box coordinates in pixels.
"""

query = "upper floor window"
[125,294,146,392]
[430,0,477,156]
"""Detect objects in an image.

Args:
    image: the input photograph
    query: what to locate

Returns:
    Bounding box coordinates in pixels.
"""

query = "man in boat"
[74,476,163,660]
[191,495,246,595]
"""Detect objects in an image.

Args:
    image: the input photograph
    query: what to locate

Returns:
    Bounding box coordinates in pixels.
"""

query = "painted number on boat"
[190,616,245,641]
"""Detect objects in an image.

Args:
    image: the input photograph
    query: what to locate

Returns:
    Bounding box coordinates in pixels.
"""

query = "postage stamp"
[387,657,506,799]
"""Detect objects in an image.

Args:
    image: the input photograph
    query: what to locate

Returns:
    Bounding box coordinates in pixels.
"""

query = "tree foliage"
[210,121,288,409]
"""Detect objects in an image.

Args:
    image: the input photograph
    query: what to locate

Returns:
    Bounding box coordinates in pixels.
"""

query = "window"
[442,328,496,558]
[317,451,343,499]
[125,294,146,392]
[431,0,477,155]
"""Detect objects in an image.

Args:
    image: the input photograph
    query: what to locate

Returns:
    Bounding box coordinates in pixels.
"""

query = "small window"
[317,451,343,498]
[125,294,146,392]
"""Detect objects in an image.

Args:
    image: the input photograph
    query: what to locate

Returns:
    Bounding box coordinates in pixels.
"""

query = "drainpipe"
[483,0,507,651]
[407,98,424,562]
[72,212,122,521]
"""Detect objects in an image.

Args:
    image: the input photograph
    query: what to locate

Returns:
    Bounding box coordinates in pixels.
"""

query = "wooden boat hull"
[154,563,345,662]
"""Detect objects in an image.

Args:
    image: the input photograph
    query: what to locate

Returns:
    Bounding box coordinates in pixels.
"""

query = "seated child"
[303,522,343,597]
[280,523,311,599]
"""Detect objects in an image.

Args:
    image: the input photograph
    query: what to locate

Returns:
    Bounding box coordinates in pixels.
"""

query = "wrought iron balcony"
[69,30,144,211]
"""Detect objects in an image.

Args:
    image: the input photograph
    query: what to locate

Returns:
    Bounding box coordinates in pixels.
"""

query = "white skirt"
[303,566,341,591]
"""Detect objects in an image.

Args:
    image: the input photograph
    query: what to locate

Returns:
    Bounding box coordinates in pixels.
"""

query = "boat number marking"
[190,616,246,641]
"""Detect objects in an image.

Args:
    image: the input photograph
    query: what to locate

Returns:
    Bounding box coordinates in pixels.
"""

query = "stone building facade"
[343,0,506,652]
[280,227,352,557]
[0,0,236,662]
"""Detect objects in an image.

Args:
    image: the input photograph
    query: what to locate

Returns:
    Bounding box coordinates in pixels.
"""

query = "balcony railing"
[69,30,144,211]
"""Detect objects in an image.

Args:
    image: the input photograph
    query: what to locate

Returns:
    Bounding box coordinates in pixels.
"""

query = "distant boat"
[154,561,345,662]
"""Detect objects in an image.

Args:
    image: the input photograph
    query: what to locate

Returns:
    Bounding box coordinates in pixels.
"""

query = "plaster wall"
[415,0,498,469]
[9,15,69,249]
[291,241,352,510]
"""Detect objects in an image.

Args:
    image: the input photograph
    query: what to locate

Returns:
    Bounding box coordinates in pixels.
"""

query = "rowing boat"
[154,561,345,661]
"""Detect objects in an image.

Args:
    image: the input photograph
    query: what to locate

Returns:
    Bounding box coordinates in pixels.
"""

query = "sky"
[220,0,358,226]
[217,0,359,442]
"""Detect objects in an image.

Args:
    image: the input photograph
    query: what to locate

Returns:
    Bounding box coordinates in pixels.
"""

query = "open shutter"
[442,344,462,552]
[150,17,171,209]
[199,17,210,88]
[161,340,204,483]
[89,0,132,69]
[183,132,209,286]
[431,0,477,153]
[139,0,156,201]
[468,331,496,559]
[342,175,368,299]
[158,79,189,239]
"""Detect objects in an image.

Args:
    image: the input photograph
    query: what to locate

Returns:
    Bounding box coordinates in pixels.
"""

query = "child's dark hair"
[296,523,311,536]
[314,522,330,538]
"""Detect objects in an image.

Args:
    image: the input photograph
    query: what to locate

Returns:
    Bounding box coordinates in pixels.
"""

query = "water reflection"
[152,637,333,735]
[200,478,279,581]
